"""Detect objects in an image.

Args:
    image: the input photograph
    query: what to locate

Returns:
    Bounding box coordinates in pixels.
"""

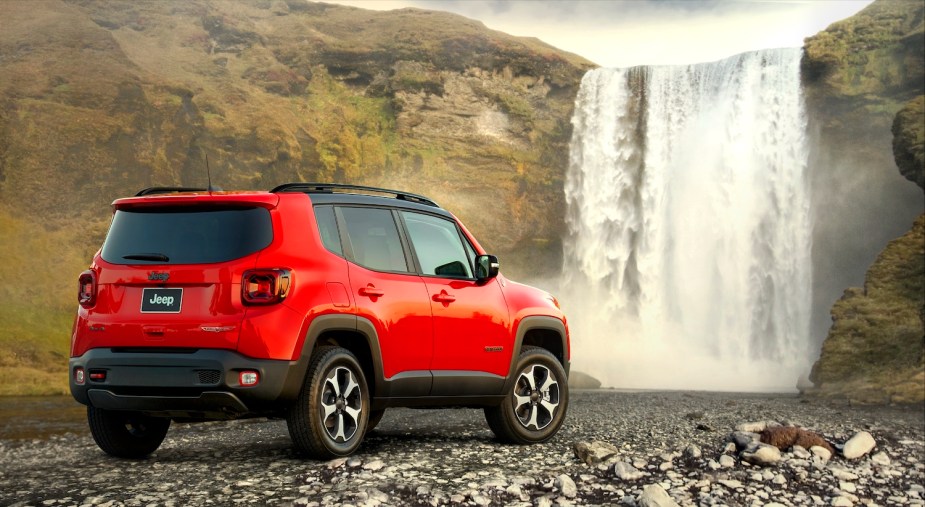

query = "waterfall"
[562,49,812,391]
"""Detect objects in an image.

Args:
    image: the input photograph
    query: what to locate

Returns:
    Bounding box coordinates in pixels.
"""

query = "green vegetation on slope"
[809,215,925,403]
[804,1,925,404]
[0,210,102,395]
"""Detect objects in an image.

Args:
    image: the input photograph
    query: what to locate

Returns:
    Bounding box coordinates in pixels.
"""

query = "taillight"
[242,269,291,305]
[78,270,97,308]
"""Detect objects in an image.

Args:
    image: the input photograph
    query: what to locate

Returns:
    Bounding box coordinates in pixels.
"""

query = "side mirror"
[475,254,500,282]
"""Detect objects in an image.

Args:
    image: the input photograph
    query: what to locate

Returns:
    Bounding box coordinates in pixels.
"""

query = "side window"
[313,206,343,256]
[340,207,409,273]
[401,212,473,278]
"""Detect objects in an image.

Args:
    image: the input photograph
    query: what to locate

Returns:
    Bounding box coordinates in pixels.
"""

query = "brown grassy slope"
[0,0,593,394]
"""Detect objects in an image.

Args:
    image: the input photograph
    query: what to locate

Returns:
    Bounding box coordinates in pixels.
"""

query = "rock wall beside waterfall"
[805,0,925,404]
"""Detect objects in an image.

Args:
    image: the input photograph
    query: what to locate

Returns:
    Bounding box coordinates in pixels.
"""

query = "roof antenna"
[205,153,218,195]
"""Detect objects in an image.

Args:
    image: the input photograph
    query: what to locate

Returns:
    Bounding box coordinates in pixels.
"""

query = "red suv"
[70,183,570,459]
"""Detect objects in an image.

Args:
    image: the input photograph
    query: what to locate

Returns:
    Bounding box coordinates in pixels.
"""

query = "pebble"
[1,393,922,507]
[362,460,384,471]
[719,455,736,468]
[871,452,891,466]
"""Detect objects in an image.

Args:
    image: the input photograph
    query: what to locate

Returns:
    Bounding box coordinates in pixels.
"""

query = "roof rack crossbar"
[270,182,439,208]
[135,187,209,196]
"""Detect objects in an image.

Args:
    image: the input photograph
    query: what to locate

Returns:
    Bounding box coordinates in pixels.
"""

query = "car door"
[399,211,511,395]
[337,206,434,393]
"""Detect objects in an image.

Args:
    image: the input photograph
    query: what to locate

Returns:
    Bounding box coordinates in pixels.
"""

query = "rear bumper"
[69,348,305,419]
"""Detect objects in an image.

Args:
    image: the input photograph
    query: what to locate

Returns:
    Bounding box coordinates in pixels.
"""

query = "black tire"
[87,407,170,458]
[287,346,370,458]
[366,409,385,434]
[485,347,569,444]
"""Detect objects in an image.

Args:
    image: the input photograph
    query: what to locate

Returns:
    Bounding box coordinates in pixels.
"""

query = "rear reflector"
[89,370,107,382]
[239,371,259,387]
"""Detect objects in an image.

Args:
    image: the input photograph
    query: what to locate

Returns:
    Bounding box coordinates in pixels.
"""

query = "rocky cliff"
[0,0,593,394]
[805,0,925,403]
[801,0,925,353]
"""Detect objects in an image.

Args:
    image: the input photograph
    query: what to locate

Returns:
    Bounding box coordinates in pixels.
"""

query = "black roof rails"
[135,187,209,196]
[270,182,440,208]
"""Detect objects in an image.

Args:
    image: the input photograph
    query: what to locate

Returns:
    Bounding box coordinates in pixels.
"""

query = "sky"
[326,0,875,68]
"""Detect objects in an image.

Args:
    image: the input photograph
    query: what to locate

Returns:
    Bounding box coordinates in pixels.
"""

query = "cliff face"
[805,0,925,403]
[801,0,925,359]
[0,0,593,393]
[892,95,925,190]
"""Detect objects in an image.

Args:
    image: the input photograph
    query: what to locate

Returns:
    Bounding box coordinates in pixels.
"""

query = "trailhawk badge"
[141,288,183,313]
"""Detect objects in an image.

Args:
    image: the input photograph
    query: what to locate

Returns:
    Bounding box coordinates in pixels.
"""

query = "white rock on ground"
[811,445,833,461]
[842,431,876,459]
[556,474,577,498]
[613,461,645,481]
[637,484,680,507]
[870,451,891,466]
[741,444,782,466]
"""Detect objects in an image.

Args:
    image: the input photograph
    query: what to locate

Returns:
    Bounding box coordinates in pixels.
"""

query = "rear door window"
[339,207,410,273]
[101,206,272,264]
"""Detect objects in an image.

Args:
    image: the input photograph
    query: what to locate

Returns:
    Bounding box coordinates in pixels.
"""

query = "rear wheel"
[87,407,170,458]
[485,347,568,444]
[287,346,369,458]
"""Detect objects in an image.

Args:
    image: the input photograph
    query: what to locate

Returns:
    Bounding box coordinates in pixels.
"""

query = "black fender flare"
[501,315,570,394]
[279,314,385,400]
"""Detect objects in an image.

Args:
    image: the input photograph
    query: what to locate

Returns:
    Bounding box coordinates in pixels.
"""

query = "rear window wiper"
[122,253,170,262]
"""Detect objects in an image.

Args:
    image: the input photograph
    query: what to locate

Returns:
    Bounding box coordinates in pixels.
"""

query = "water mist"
[561,49,812,391]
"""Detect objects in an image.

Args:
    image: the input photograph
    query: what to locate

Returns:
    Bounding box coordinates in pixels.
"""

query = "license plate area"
[141,288,183,313]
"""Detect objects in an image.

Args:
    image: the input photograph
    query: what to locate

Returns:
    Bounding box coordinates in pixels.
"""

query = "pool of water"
[0,396,87,440]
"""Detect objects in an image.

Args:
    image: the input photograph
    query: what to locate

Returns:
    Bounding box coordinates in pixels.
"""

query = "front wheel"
[485,347,569,444]
[287,346,369,458]
[87,407,170,458]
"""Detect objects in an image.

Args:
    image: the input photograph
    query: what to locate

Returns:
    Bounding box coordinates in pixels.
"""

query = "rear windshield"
[101,206,273,265]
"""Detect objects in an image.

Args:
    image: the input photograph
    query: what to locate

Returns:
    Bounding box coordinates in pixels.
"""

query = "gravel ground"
[1,391,922,506]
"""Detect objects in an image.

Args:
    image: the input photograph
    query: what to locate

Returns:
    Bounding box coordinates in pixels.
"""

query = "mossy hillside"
[0,209,98,396]
[802,0,924,132]
[809,214,925,404]
[892,95,925,189]
[0,0,593,394]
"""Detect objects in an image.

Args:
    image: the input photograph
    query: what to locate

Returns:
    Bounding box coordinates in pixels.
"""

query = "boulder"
[573,441,619,465]
[741,444,782,467]
[612,461,645,481]
[637,484,680,507]
[842,431,876,459]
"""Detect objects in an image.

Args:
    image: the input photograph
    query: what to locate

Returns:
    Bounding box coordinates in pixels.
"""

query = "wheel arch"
[282,314,384,400]
[502,316,570,393]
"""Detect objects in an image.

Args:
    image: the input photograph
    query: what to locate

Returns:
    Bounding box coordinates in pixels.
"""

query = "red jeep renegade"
[70,183,570,459]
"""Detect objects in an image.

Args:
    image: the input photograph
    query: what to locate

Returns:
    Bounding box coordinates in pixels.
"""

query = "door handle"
[432,290,456,303]
[359,285,384,298]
